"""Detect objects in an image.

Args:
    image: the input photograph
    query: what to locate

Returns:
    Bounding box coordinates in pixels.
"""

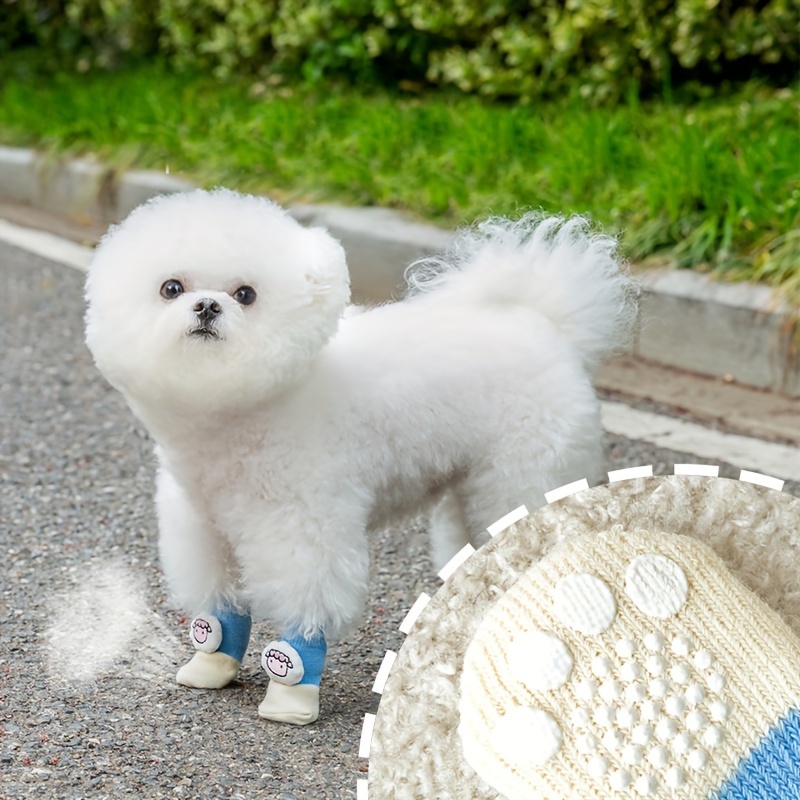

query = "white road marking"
[602,401,799,483]
[0,217,92,271]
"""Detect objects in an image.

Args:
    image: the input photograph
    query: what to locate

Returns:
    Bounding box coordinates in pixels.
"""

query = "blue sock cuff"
[717,707,800,800]
[213,606,252,662]
[283,634,327,686]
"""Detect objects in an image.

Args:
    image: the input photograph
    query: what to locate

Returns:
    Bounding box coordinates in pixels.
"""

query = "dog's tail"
[405,213,639,372]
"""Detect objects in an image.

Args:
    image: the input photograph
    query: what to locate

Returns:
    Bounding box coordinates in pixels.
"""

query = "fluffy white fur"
[85,189,637,642]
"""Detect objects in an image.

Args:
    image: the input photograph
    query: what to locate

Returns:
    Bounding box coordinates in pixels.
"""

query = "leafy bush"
[1,0,160,71]
[1,0,798,98]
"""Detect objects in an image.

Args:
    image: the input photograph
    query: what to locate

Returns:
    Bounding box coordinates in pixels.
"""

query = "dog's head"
[85,189,350,417]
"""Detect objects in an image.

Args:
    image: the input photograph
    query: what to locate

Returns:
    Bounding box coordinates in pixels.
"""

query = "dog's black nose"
[194,298,222,323]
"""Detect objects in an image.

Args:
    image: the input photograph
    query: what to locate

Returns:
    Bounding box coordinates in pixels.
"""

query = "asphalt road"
[1,242,797,800]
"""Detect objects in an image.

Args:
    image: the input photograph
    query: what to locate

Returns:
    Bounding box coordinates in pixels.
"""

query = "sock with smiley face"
[258,633,327,725]
[176,605,252,689]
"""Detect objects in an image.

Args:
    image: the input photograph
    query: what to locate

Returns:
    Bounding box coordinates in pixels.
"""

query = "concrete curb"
[1,145,797,397]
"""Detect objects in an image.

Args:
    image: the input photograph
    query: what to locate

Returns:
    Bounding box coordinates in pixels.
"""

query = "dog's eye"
[160,279,185,300]
[233,285,257,306]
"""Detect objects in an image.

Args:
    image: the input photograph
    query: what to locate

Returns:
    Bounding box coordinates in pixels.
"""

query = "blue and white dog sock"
[259,633,327,725]
[176,605,252,689]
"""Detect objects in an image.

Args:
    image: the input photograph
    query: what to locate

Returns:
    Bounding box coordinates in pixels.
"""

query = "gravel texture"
[1,242,796,799]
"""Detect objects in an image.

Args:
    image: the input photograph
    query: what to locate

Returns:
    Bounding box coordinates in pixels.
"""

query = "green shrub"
[2,0,798,99]
[1,0,160,71]
[157,0,278,76]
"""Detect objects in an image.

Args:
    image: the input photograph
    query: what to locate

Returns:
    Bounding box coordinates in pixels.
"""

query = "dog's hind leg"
[428,489,474,571]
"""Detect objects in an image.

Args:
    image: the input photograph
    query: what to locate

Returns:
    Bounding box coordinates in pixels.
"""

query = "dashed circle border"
[355,464,786,797]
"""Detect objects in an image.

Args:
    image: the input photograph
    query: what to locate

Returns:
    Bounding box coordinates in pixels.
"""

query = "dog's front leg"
[156,467,249,688]
[240,510,370,726]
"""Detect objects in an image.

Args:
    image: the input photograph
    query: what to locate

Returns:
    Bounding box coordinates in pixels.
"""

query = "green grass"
[0,62,798,302]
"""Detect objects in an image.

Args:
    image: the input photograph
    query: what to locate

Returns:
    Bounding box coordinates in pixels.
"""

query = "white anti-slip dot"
[665,695,687,716]
[644,631,666,653]
[508,630,573,691]
[616,638,637,658]
[575,678,598,701]
[632,723,654,746]
[645,654,667,677]
[666,766,686,789]
[599,679,623,703]
[671,634,693,657]
[642,699,663,721]
[609,769,632,791]
[688,747,709,771]
[672,732,693,755]
[591,655,613,679]
[587,755,609,777]
[710,699,731,722]
[622,744,644,766]
[603,730,625,752]
[685,684,705,706]
[704,725,725,748]
[571,707,592,728]
[626,554,688,619]
[694,649,714,671]
[634,774,659,796]
[553,573,617,634]
[671,664,692,685]
[620,660,643,682]
[594,705,616,728]
[492,706,562,766]
[707,672,726,694]
[626,683,647,704]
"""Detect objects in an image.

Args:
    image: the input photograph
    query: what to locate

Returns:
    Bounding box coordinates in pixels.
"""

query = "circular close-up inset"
[366,473,800,800]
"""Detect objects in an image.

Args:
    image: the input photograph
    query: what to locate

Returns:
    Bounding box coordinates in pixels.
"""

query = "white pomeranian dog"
[85,189,637,724]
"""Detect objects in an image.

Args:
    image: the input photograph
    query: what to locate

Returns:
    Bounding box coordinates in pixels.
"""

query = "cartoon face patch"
[261,640,305,685]
[190,614,223,653]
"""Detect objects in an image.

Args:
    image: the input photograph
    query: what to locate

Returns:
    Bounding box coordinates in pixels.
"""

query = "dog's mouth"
[187,325,222,341]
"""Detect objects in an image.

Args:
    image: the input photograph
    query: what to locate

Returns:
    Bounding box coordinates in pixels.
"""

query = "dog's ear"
[303,227,349,298]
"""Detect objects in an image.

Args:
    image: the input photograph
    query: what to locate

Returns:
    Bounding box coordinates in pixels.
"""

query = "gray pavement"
[1,239,798,799]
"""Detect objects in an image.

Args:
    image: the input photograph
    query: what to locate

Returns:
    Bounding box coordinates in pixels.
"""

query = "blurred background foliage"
[2,0,797,100]
[1,0,797,299]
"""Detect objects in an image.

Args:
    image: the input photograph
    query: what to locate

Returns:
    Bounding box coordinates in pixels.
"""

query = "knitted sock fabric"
[717,707,800,800]
[458,528,800,800]
[190,606,252,662]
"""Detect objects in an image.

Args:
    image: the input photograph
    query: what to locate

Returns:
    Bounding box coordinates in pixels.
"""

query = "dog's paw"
[176,651,240,689]
[258,682,320,725]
